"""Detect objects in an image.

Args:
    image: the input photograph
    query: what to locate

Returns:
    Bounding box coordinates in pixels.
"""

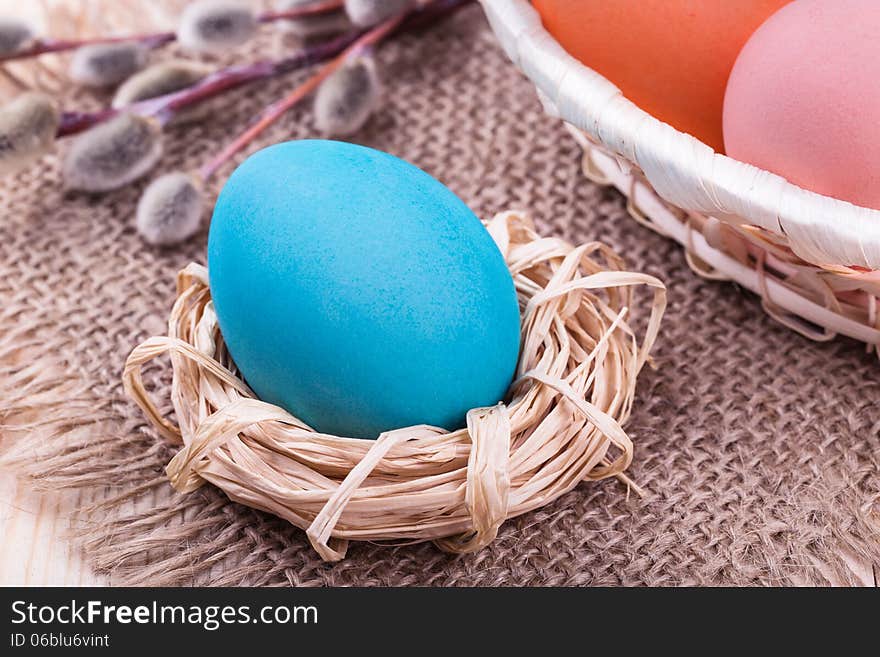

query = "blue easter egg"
[207,140,521,439]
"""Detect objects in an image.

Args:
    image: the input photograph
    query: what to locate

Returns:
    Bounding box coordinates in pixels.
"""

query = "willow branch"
[0,0,345,64]
[55,0,473,139]
[199,13,404,180]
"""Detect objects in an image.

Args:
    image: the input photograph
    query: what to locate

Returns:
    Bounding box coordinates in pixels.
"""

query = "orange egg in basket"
[532,0,791,152]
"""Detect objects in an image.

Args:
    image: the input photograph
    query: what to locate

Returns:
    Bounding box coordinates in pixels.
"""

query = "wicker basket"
[482,0,880,347]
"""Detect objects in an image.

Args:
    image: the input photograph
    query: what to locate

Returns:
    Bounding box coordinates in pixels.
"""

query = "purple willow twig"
[2,33,177,62]
[0,0,345,64]
[55,0,474,139]
[199,12,404,181]
[56,29,363,137]
[257,0,343,24]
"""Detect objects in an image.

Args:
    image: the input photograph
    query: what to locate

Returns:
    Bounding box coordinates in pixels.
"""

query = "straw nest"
[123,211,666,561]
[483,0,880,349]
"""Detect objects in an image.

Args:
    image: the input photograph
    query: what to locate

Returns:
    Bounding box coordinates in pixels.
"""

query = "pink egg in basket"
[484,0,880,349]
[723,0,880,210]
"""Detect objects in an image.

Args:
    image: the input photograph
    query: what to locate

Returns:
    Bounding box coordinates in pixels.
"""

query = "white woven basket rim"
[481,0,880,270]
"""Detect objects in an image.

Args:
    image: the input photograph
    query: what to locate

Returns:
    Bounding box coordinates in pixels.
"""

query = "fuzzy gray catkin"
[0,16,33,56]
[314,56,380,137]
[0,93,59,175]
[62,113,163,193]
[136,171,203,245]
[112,60,212,123]
[344,0,415,28]
[274,0,351,39]
[177,0,257,54]
[69,42,149,88]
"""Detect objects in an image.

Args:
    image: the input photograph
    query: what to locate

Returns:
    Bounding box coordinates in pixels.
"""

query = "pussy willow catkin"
[0,16,32,56]
[177,0,258,54]
[113,60,212,111]
[0,92,59,175]
[63,113,163,193]
[136,171,204,245]
[314,55,380,136]
[69,42,149,88]
[275,0,352,39]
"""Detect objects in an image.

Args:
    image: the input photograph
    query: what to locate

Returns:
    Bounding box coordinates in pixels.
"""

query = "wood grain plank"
[0,471,105,585]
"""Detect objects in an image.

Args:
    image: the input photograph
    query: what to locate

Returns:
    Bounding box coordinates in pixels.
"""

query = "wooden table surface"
[0,471,104,586]
[2,464,875,586]
[0,0,181,590]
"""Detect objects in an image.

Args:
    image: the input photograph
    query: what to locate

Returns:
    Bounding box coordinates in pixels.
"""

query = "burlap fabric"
[1,5,878,586]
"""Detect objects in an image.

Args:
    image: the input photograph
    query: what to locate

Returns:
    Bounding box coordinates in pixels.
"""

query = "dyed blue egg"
[207,140,520,439]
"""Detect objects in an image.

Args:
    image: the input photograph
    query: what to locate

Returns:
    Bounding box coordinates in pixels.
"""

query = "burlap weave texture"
[1,6,878,586]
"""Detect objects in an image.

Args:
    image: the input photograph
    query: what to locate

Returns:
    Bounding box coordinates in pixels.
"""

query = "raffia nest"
[123,211,666,561]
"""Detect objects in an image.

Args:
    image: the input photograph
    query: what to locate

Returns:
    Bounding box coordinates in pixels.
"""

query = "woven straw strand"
[565,128,880,348]
[122,211,666,560]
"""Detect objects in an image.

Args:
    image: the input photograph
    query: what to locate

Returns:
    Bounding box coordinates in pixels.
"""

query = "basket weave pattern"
[123,211,666,561]
[483,0,880,349]
[568,129,880,345]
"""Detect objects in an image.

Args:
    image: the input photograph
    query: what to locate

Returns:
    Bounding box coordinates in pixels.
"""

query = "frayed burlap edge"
[2,212,879,584]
